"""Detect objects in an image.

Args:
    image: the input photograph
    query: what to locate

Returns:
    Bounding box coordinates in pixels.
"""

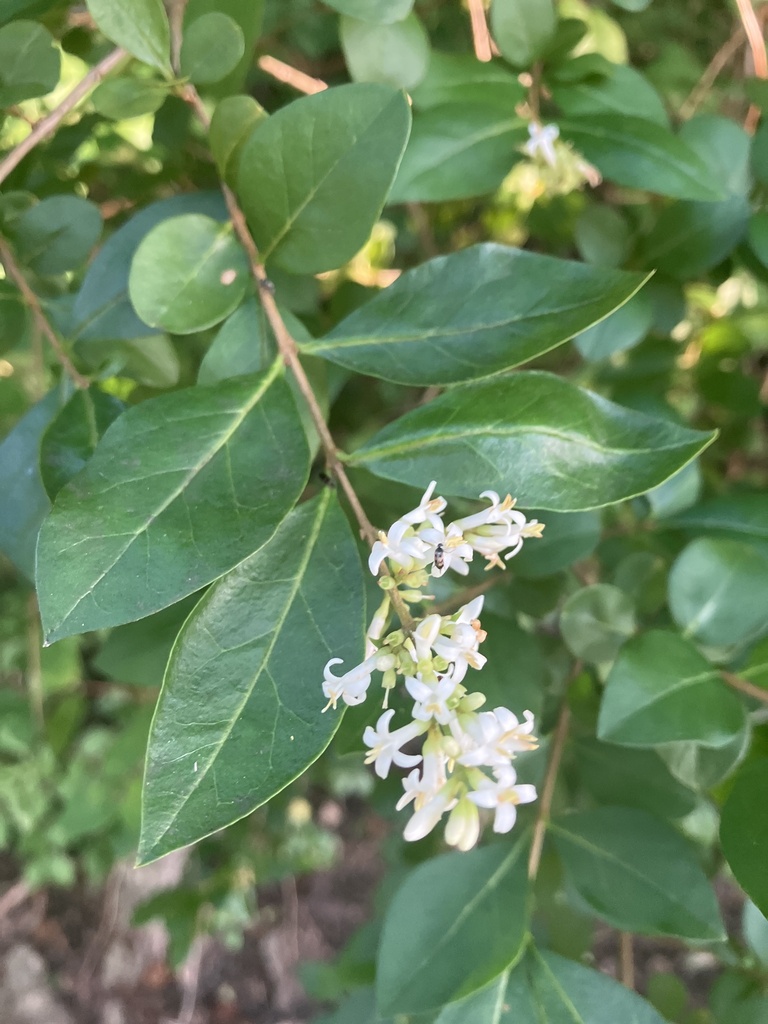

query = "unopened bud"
[400,589,426,602]
[378,575,396,590]
[382,668,397,690]
[461,692,486,712]
[386,629,405,648]
[433,656,449,672]
[376,652,396,672]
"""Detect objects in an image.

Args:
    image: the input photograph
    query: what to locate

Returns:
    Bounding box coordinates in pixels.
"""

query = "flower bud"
[378,575,396,590]
[460,691,486,712]
[444,798,480,852]
[375,652,397,672]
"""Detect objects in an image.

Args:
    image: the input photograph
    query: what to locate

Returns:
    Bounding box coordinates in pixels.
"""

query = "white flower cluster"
[322,483,544,851]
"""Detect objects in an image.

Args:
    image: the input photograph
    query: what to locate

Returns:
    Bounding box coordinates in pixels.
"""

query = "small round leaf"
[560,584,636,664]
[128,214,249,334]
[341,13,430,91]
[180,12,245,85]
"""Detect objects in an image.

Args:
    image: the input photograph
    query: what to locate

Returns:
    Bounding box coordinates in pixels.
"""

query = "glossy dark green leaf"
[575,739,697,820]
[512,509,601,579]
[721,762,768,918]
[14,197,102,277]
[377,839,529,1016]
[0,388,66,580]
[560,584,635,664]
[341,13,430,91]
[412,52,524,111]
[0,20,60,105]
[323,0,413,23]
[559,117,725,201]
[552,807,725,939]
[180,12,245,85]
[139,490,365,863]
[491,0,556,69]
[237,84,411,274]
[197,297,267,384]
[552,64,667,126]
[303,245,647,386]
[87,0,171,72]
[574,290,653,362]
[350,372,716,511]
[129,214,249,334]
[441,947,668,1023]
[669,538,768,648]
[209,95,267,180]
[92,77,169,119]
[598,630,746,747]
[389,104,525,203]
[40,388,125,499]
[36,365,310,643]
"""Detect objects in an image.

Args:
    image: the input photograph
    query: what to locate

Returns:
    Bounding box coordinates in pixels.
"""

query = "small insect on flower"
[433,543,445,572]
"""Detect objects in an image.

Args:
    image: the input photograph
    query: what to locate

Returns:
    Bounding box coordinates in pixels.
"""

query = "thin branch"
[0,47,127,187]
[528,665,580,881]
[468,0,493,62]
[180,85,415,630]
[735,0,768,131]
[0,237,89,388]
[258,55,328,95]
[679,25,745,118]
[619,931,635,990]
[722,671,768,705]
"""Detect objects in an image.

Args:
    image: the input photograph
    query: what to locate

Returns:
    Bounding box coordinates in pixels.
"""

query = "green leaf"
[350,372,716,511]
[376,839,529,1016]
[559,116,726,201]
[638,197,749,279]
[303,245,647,386]
[322,0,414,23]
[184,0,265,95]
[128,214,249,334]
[574,204,632,268]
[14,196,102,277]
[341,13,430,91]
[92,77,169,119]
[491,0,556,69]
[662,724,750,792]
[574,289,653,362]
[575,739,697,820]
[36,364,310,643]
[0,387,67,580]
[646,459,702,519]
[664,492,768,546]
[93,595,201,687]
[40,388,125,499]
[209,95,267,180]
[560,584,635,664]
[180,13,245,85]
[78,335,181,389]
[0,20,60,105]
[597,630,746,747]
[197,297,267,384]
[480,614,548,718]
[237,84,411,274]
[552,807,725,940]
[552,64,668,126]
[389,104,525,203]
[87,0,171,73]
[412,52,524,111]
[73,192,228,342]
[443,947,668,1023]
[668,538,768,648]
[138,490,365,863]
[748,210,768,268]
[721,761,768,918]
[512,510,601,578]
[0,280,29,355]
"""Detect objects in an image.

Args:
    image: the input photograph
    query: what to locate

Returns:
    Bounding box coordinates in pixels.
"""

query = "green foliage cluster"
[0,0,767,1020]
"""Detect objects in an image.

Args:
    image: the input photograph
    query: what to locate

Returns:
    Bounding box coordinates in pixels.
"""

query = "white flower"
[450,493,543,568]
[444,797,481,851]
[406,673,458,725]
[403,785,457,842]
[433,621,486,684]
[363,709,426,779]
[420,524,473,578]
[322,653,380,710]
[457,709,538,767]
[396,749,448,812]
[523,122,560,168]
[412,613,441,662]
[468,764,537,833]
[397,480,447,531]
[368,481,446,575]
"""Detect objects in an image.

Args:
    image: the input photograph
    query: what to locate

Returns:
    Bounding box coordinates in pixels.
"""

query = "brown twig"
[258,55,328,95]
[180,84,416,629]
[0,47,127,187]
[679,26,746,119]
[0,237,89,388]
[468,0,493,62]
[619,931,635,989]
[722,670,768,705]
[528,664,581,881]
[0,880,31,922]
[735,0,768,131]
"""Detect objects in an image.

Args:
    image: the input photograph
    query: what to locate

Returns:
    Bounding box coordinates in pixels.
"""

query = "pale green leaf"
[87,0,171,72]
